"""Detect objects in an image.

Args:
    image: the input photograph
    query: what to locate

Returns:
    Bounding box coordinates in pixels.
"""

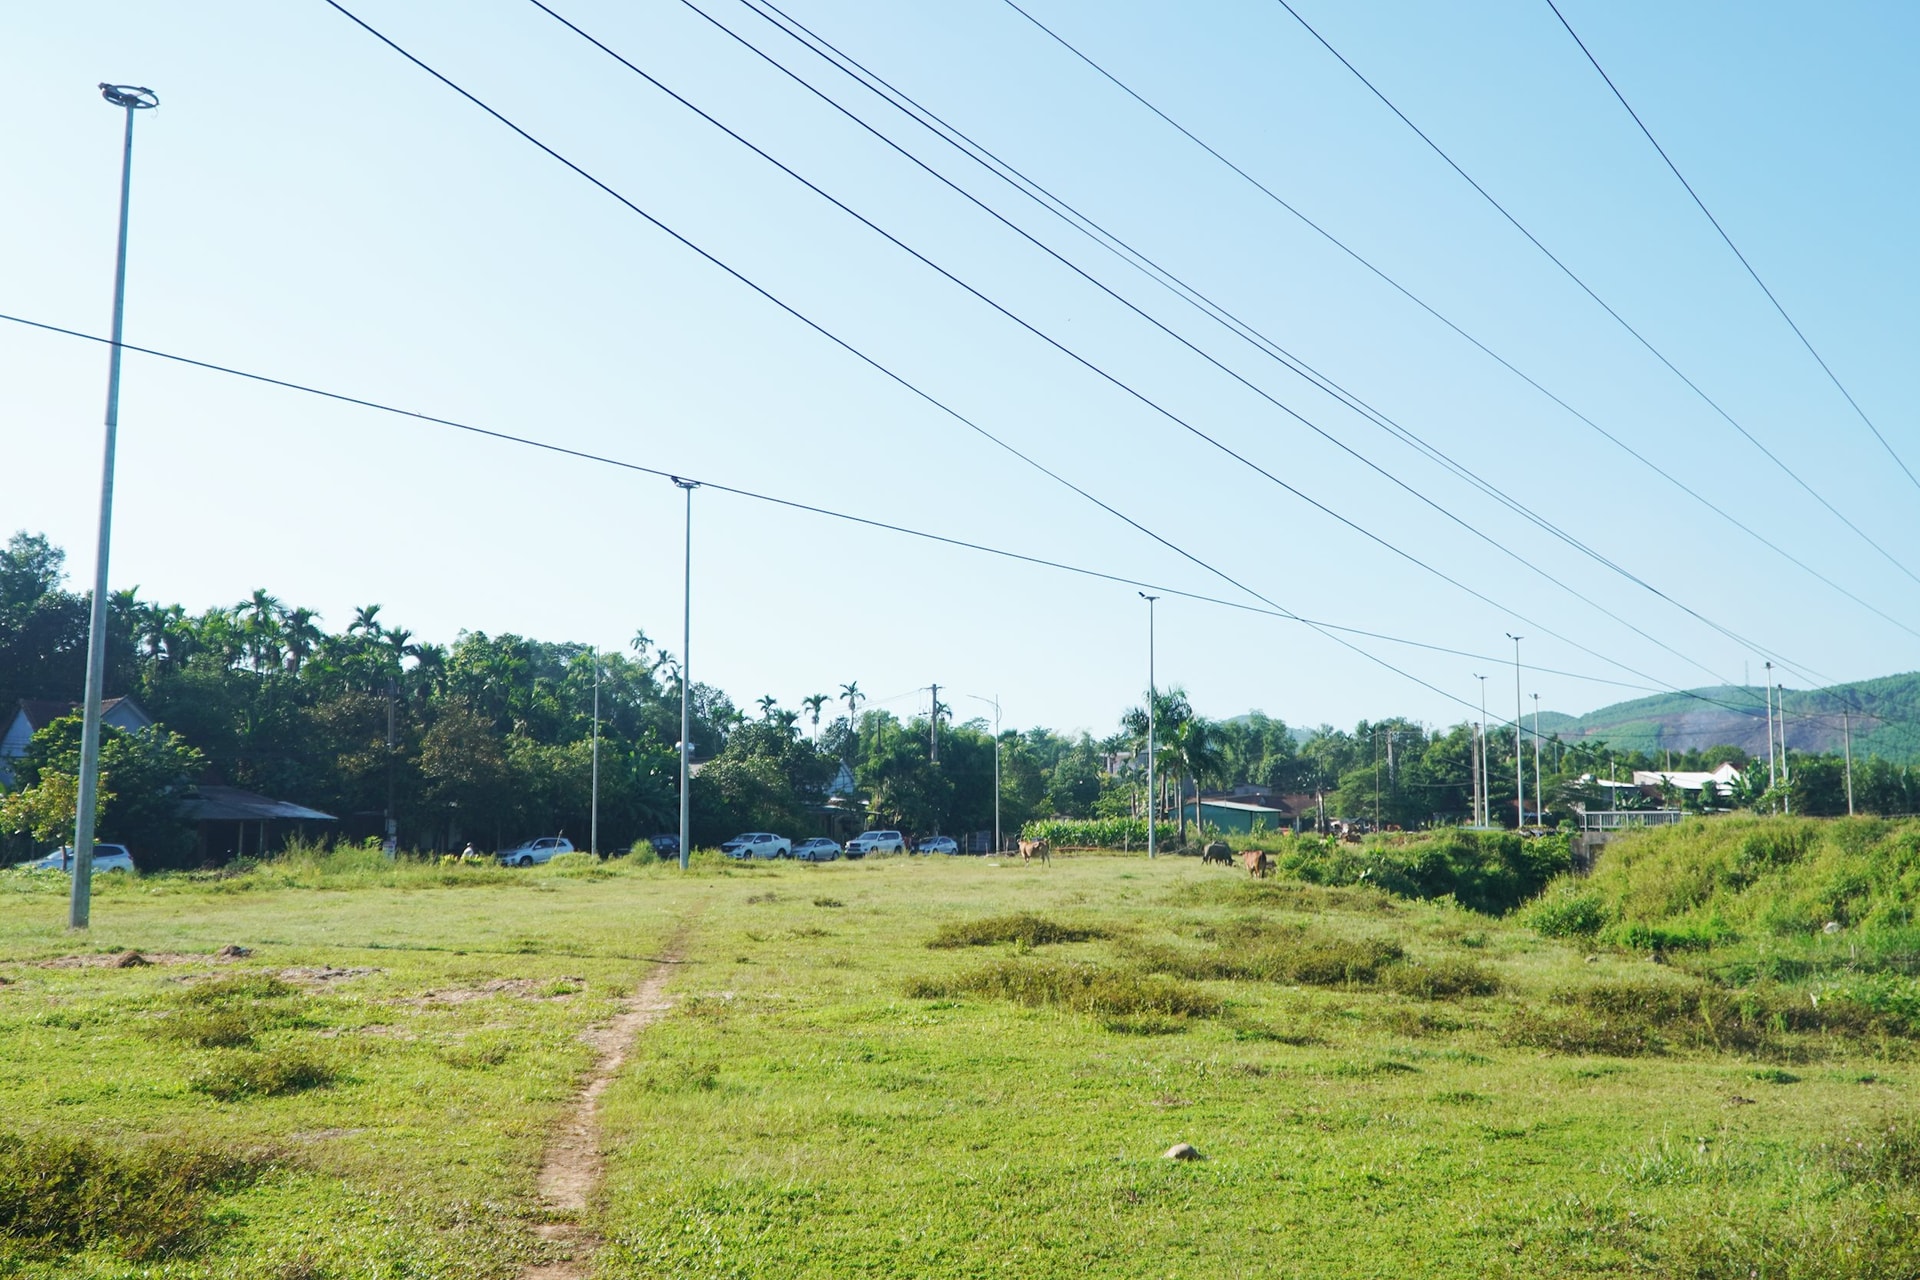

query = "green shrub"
[927,913,1109,949]
[1018,818,1177,849]
[906,958,1221,1021]
[190,1050,335,1101]
[1524,883,1611,938]
[0,1131,273,1260]
[1380,958,1500,999]
[155,1008,256,1048]
[1132,924,1403,988]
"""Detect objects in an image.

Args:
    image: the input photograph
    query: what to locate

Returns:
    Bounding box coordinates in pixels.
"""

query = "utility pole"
[1507,635,1524,828]
[1843,710,1855,816]
[1469,720,1482,828]
[673,478,698,870]
[1764,661,1777,794]
[1473,674,1489,827]
[1531,693,1542,828]
[590,648,600,857]
[968,694,1000,853]
[384,677,397,859]
[70,83,159,930]
[928,683,939,765]
[1140,593,1158,859]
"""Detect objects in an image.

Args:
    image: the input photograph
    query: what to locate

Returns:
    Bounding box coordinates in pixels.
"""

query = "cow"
[1201,841,1233,867]
[1017,837,1051,865]
[1241,848,1272,879]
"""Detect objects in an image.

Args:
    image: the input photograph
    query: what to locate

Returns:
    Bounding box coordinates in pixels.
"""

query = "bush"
[190,1050,335,1101]
[906,958,1221,1021]
[155,1008,256,1048]
[1132,924,1403,987]
[927,913,1109,949]
[0,1131,273,1260]
[1524,883,1611,938]
[1380,958,1500,999]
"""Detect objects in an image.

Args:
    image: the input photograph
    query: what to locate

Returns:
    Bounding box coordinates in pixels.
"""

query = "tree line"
[4,531,1914,867]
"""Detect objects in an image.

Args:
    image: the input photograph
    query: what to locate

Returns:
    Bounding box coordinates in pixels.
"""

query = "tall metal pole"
[1531,693,1542,827]
[674,479,698,870]
[70,84,159,931]
[1507,635,1524,828]
[1139,593,1158,859]
[590,648,600,857]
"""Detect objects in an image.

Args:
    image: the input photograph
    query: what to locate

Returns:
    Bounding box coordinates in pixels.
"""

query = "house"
[0,697,154,787]
[1182,792,1296,835]
[183,784,336,862]
[1631,763,1743,795]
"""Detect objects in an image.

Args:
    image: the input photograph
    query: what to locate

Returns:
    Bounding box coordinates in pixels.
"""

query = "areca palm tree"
[840,681,864,723]
[237,589,285,673]
[349,603,383,637]
[756,695,780,722]
[1169,717,1225,844]
[803,693,829,739]
[283,607,323,675]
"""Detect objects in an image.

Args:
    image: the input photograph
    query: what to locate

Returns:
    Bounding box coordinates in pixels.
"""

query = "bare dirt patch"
[277,966,383,985]
[405,977,582,1006]
[521,951,682,1280]
[38,951,202,969]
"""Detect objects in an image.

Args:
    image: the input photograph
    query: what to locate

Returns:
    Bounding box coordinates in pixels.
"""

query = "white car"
[20,844,136,874]
[497,837,574,867]
[793,838,841,862]
[721,832,792,860]
[916,836,960,856]
[844,830,906,858]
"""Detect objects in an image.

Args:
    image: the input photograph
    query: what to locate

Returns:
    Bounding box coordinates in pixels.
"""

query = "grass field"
[3,833,1917,1278]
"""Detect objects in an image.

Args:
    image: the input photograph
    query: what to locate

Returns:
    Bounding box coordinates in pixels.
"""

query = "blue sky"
[4,0,1917,740]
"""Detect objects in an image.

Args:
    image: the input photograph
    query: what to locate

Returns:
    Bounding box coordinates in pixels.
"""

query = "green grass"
[4,843,1918,1276]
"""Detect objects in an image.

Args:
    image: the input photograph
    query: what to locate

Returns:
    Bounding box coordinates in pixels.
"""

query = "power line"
[1,308,1696,718]
[515,0,1789,701]
[989,0,1920,645]
[311,1,1793,732]
[672,0,1820,690]
[1541,0,1920,498]
[1264,0,1920,589]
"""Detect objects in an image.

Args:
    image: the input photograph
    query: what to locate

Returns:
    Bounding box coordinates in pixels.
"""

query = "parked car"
[496,836,573,867]
[916,835,960,856]
[19,844,136,874]
[793,838,840,862]
[721,832,791,860]
[844,830,906,857]
[647,834,680,859]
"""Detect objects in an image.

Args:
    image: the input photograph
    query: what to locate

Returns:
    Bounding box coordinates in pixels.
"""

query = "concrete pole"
[1508,635,1524,827]
[590,648,600,857]
[71,85,159,930]
[1140,593,1158,858]
[1843,710,1855,816]
[1531,693,1543,827]
[674,478,698,869]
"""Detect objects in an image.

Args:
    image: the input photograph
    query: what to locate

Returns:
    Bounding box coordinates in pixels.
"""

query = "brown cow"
[1241,848,1272,879]
[1017,838,1051,865]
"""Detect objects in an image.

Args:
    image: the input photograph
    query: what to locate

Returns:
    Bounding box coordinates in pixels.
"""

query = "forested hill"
[1532,672,1920,763]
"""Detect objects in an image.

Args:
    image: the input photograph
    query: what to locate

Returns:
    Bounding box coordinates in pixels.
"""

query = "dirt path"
[521,944,684,1280]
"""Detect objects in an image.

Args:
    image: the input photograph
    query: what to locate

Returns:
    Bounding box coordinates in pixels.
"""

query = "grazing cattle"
[1241,849,1272,879]
[1017,838,1051,865]
[1201,841,1233,866]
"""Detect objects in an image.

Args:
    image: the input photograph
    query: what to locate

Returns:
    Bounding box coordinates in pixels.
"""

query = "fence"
[1578,809,1686,832]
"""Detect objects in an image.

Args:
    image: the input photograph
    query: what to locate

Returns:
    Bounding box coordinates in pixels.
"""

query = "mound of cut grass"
[906,957,1221,1022]
[926,912,1109,949]
[0,1131,275,1260]
[1504,978,1888,1058]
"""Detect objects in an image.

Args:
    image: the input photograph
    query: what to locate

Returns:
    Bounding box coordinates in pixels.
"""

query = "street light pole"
[70,83,159,931]
[968,694,1000,853]
[674,478,699,870]
[1507,634,1524,828]
[1139,593,1158,859]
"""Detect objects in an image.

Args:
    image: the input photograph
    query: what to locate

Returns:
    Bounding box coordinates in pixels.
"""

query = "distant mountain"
[1540,672,1920,763]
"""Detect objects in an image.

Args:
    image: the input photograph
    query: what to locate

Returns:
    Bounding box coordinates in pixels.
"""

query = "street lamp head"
[670,475,700,492]
[99,84,159,110]
[1138,592,1158,602]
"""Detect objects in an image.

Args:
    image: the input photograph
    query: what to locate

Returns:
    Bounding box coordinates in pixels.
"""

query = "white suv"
[844,830,906,858]
[721,832,792,860]
[23,844,136,874]
[497,837,574,867]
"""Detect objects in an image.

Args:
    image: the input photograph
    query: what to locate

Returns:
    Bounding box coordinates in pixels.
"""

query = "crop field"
[3,824,1918,1279]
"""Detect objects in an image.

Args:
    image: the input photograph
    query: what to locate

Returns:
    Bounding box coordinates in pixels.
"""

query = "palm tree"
[237,589,285,673]
[840,681,864,724]
[349,603,384,637]
[1169,717,1225,845]
[282,607,323,675]
[756,694,780,722]
[803,693,829,739]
